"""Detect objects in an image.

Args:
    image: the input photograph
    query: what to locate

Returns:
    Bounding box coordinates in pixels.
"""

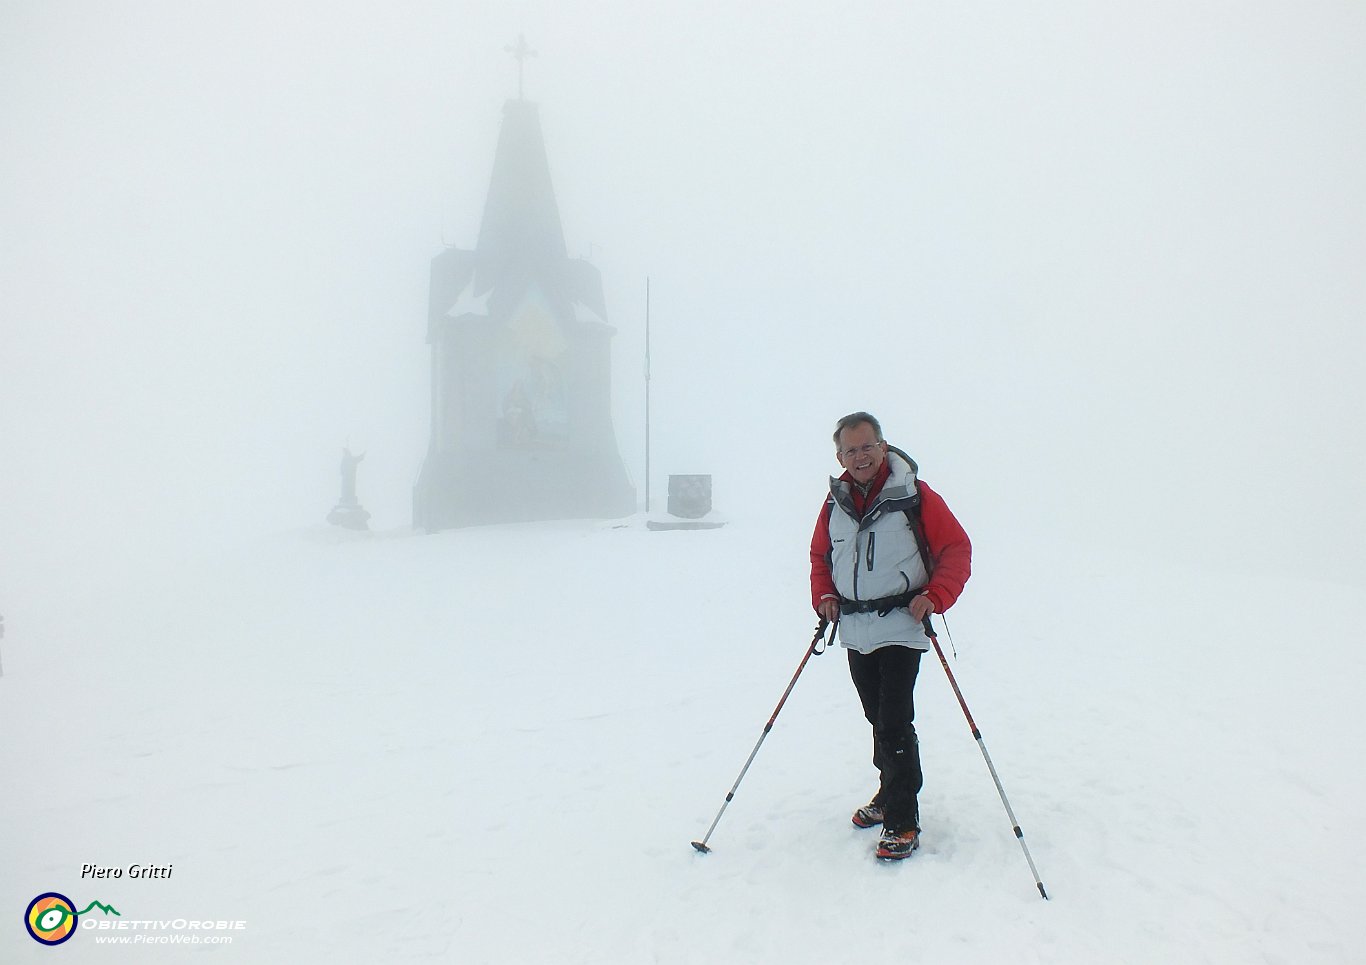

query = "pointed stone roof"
[476,99,567,276]
[427,97,610,344]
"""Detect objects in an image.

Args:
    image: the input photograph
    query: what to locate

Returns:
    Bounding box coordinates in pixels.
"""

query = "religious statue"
[340,448,364,505]
[328,447,371,530]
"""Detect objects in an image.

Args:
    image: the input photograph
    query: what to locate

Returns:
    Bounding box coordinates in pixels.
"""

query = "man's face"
[835,422,887,487]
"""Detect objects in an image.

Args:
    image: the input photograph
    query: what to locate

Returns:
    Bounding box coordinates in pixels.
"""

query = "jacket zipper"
[852,533,861,600]
[866,531,876,572]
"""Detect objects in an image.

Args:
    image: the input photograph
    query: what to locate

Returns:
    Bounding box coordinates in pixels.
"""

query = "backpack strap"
[903,481,934,578]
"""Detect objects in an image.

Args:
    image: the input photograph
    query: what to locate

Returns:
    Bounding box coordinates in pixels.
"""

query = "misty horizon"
[2,1,1363,584]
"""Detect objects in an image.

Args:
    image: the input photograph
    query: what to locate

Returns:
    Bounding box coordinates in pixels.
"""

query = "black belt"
[839,590,918,617]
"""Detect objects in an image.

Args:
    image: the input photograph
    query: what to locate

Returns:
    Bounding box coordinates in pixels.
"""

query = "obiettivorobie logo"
[24,893,120,946]
[23,892,246,947]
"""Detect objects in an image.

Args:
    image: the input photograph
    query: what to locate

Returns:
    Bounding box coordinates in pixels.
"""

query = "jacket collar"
[829,447,920,522]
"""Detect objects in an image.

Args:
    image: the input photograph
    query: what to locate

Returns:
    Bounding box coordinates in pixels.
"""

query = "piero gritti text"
[82,863,173,879]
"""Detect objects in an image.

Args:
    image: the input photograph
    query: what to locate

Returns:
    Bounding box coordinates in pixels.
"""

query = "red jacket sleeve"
[809,497,838,611]
[918,481,972,613]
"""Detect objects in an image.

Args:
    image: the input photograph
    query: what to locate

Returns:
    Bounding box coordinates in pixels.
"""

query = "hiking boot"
[851,801,884,829]
[876,826,920,860]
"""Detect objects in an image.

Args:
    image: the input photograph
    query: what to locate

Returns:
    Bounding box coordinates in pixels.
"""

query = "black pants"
[848,645,923,832]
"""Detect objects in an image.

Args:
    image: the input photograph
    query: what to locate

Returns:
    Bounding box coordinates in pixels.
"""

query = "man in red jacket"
[810,412,972,860]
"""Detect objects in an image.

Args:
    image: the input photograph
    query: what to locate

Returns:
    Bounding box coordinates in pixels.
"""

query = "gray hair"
[832,411,883,445]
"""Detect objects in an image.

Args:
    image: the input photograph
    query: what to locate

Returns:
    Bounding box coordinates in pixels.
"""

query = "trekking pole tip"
[690,841,712,854]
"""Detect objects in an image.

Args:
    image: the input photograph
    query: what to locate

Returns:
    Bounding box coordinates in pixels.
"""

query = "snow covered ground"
[4,513,1364,963]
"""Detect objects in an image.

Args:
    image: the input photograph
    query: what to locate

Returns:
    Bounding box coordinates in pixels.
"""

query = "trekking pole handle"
[813,615,835,654]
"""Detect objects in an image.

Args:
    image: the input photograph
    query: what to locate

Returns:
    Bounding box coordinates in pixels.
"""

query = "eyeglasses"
[839,443,882,460]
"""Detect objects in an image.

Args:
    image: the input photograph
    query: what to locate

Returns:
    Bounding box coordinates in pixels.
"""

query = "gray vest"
[828,450,931,653]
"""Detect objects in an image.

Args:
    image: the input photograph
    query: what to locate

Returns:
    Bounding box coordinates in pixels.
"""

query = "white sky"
[2,0,1363,583]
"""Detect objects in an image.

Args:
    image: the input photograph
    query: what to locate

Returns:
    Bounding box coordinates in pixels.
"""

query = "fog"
[3,0,1364,583]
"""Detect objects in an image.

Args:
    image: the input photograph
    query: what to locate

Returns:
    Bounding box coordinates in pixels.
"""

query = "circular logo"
[25,893,78,946]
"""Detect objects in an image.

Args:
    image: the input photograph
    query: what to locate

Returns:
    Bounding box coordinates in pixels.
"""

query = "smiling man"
[810,411,972,861]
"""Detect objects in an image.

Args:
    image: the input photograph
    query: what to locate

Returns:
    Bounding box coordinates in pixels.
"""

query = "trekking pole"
[923,616,1049,900]
[691,617,837,854]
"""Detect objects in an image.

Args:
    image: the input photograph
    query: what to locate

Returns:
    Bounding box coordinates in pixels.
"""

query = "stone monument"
[414,46,635,530]
[328,448,372,530]
[645,474,726,531]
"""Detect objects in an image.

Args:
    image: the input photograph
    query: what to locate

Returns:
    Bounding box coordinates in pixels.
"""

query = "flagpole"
[644,276,651,515]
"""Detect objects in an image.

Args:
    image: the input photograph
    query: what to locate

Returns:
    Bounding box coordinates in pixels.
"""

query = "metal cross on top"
[504,34,537,100]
